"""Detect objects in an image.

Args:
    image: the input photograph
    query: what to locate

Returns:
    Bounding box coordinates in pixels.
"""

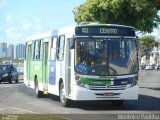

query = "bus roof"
[25,26,75,42]
[25,30,58,42]
[77,23,134,29]
[25,23,135,42]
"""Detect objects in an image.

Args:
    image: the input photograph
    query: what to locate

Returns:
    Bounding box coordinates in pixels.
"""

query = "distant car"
[145,65,153,70]
[141,64,146,70]
[17,67,24,75]
[0,64,19,84]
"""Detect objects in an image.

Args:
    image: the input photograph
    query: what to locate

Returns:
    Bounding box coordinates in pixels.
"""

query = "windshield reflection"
[75,38,138,76]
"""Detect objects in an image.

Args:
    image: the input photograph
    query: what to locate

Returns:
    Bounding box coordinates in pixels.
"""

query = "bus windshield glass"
[75,37,138,76]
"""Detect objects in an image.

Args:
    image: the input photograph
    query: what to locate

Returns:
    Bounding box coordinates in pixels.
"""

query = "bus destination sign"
[75,26,135,36]
[100,28,117,34]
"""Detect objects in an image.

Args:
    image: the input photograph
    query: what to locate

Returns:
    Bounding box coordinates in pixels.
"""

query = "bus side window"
[32,41,35,60]
[33,40,40,60]
[38,40,41,60]
[40,40,43,60]
[27,44,32,60]
[56,35,65,61]
[51,37,57,60]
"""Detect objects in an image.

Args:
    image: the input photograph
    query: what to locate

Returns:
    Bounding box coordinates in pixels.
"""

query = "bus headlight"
[131,76,138,87]
[75,75,87,88]
[75,75,80,81]
[76,80,85,87]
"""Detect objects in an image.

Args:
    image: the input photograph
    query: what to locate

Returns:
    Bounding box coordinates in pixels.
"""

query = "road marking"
[0,84,21,88]
[0,107,40,114]
[1,85,11,88]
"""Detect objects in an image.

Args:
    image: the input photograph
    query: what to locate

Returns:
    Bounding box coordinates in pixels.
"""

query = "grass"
[1,114,70,120]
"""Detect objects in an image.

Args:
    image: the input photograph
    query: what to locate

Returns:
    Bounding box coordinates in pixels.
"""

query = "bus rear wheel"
[59,82,70,107]
[111,100,124,107]
[35,78,43,98]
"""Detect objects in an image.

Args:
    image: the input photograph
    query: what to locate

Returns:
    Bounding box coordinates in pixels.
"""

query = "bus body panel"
[24,24,139,104]
[71,85,138,100]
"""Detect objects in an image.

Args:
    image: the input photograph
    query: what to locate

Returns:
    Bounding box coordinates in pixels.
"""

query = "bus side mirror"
[69,38,75,49]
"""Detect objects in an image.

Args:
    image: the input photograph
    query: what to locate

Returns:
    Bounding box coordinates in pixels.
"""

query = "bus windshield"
[75,37,138,76]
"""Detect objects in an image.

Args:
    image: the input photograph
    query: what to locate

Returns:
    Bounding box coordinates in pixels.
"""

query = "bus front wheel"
[59,82,70,107]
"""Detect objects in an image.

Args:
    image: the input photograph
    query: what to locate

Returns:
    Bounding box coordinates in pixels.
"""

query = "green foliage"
[139,35,159,57]
[75,0,160,32]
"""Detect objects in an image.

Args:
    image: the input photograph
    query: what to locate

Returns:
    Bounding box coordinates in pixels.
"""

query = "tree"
[139,35,159,57]
[74,0,160,33]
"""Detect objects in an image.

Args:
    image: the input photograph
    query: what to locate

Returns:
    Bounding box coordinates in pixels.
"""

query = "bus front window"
[108,39,138,75]
[75,38,138,76]
[75,38,108,75]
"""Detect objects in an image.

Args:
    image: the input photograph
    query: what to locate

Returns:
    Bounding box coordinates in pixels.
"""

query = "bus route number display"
[75,26,135,36]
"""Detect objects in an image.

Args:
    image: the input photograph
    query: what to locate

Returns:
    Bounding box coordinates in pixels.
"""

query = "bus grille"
[88,85,127,90]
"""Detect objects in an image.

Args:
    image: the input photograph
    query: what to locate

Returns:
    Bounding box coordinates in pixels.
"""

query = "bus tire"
[35,77,43,98]
[59,82,70,107]
[112,100,124,107]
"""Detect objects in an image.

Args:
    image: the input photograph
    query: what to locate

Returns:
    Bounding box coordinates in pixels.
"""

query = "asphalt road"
[0,70,160,120]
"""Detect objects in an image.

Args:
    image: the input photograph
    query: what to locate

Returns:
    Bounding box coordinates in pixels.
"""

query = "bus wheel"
[59,83,70,107]
[35,78,43,98]
[112,100,124,107]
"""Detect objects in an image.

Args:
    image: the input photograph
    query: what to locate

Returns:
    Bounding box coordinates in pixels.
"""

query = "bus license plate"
[103,93,114,96]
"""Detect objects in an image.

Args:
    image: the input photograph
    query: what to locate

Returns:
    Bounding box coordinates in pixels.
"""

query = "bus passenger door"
[42,42,49,94]
[65,37,74,96]
[26,44,32,86]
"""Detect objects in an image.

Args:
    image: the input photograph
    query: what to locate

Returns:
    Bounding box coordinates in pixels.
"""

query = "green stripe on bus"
[80,78,111,86]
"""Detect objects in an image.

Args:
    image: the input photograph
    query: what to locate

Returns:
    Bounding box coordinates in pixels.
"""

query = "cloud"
[4,16,44,44]
[0,26,2,31]
[32,17,42,32]
[5,27,23,44]
[0,0,10,9]
[22,20,32,31]
[22,17,43,34]
[6,14,12,22]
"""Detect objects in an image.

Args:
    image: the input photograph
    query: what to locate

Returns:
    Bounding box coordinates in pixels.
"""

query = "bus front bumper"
[71,85,139,101]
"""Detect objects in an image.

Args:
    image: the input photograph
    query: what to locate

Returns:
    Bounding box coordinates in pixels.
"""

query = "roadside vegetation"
[74,0,160,33]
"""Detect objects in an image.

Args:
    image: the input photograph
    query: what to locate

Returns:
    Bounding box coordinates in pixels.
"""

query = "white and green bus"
[24,23,139,107]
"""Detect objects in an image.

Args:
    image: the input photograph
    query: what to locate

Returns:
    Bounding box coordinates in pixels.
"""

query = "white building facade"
[7,44,14,58]
[16,44,25,59]
[0,42,7,58]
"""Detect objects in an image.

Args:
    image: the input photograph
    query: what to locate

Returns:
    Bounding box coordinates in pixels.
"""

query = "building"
[141,25,160,65]
[16,44,25,59]
[7,44,14,58]
[0,42,7,58]
[141,47,159,65]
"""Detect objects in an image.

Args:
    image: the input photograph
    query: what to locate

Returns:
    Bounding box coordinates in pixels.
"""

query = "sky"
[0,0,85,45]
[0,0,160,46]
